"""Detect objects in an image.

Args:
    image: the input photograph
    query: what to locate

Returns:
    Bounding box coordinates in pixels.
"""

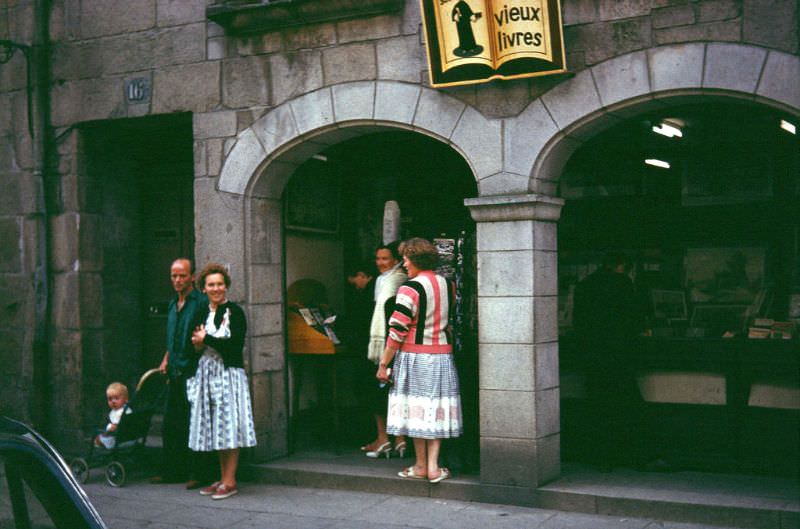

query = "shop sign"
[420,0,567,88]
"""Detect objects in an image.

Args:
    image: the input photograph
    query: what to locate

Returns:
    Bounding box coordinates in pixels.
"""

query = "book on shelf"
[297,308,316,326]
[323,326,341,345]
[420,0,567,87]
[295,307,338,339]
[748,327,771,339]
[308,307,326,327]
[770,321,795,340]
[748,319,795,340]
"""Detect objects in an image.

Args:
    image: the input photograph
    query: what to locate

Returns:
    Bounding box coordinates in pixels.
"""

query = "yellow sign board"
[421,0,567,87]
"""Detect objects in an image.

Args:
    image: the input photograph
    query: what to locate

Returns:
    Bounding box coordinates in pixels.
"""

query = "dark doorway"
[557,101,799,476]
[283,130,480,474]
[82,114,194,427]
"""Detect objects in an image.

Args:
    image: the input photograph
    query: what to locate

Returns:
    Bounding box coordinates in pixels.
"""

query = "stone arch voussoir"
[498,43,800,194]
[217,81,504,199]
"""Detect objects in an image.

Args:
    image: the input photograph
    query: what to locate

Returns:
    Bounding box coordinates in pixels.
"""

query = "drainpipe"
[30,0,52,433]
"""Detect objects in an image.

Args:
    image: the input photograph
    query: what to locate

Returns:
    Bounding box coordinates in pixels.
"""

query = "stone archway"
[206,81,498,462]
[218,81,504,197]
[204,43,799,487]
[464,43,800,489]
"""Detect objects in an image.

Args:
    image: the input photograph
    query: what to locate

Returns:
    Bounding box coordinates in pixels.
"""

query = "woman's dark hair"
[399,238,439,271]
[197,262,232,289]
[346,261,375,278]
[376,241,401,261]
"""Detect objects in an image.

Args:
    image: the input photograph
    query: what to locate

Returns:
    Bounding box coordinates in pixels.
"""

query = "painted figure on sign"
[451,1,483,57]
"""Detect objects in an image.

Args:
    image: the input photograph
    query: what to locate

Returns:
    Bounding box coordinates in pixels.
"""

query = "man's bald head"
[170,258,195,296]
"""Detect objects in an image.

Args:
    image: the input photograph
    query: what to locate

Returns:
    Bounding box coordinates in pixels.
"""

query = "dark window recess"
[153,229,178,239]
[148,302,170,317]
[207,0,404,34]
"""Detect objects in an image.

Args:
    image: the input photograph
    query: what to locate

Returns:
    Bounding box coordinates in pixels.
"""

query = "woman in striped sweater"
[377,238,463,483]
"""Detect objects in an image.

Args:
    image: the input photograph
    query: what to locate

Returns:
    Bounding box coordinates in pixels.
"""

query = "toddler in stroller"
[71,368,167,487]
[94,382,132,449]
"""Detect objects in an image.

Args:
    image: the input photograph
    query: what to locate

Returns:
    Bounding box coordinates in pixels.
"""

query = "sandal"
[428,468,450,484]
[397,466,426,480]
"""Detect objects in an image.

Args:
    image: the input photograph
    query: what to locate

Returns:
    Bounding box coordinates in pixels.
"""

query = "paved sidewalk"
[241,451,799,528]
[84,479,743,529]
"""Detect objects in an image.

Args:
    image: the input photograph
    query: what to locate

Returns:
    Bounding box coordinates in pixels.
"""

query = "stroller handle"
[136,367,166,392]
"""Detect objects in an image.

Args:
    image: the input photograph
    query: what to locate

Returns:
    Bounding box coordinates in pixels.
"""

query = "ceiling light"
[652,121,683,138]
[645,159,670,169]
[780,119,796,135]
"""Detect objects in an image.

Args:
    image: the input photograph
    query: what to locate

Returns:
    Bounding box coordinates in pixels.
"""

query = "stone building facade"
[1,0,797,500]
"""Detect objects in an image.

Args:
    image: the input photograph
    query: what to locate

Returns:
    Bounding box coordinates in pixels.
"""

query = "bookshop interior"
[280,101,798,477]
[558,100,799,476]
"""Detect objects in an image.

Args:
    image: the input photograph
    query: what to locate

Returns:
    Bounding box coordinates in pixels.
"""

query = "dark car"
[0,416,108,529]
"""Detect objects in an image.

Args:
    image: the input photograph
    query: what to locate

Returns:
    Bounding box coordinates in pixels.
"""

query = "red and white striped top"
[386,270,453,354]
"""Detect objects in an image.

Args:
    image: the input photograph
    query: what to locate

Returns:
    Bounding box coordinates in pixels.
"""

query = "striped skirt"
[386,351,463,439]
[187,349,257,451]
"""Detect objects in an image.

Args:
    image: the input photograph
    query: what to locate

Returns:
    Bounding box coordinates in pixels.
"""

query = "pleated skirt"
[386,351,463,439]
[187,349,257,451]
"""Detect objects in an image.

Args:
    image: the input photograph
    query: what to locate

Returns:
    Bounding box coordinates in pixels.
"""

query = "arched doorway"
[211,81,500,466]
[557,99,799,475]
[282,129,480,472]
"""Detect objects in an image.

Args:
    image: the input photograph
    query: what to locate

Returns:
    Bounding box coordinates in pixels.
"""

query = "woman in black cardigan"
[188,263,256,500]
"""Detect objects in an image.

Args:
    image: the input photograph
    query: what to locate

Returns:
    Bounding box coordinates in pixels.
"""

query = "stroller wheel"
[105,461,126,487]
[70,458,90,484]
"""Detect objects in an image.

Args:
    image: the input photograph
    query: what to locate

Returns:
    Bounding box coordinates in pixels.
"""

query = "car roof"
[0,416,108,529]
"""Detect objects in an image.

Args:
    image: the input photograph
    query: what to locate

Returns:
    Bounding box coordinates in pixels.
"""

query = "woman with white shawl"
[362,242,408,458]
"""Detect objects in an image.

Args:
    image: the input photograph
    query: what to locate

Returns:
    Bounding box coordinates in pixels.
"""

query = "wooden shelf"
[287,311,335,355]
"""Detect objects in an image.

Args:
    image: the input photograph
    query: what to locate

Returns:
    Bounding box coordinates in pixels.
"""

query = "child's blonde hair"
[106,382,129,400]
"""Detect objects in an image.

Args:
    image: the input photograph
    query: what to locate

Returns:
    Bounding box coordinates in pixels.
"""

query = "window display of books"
[690,304,749,337]
[559,247,798,340]
[290,307,341,345]
[748,319,796,340]
[296,307,339,345]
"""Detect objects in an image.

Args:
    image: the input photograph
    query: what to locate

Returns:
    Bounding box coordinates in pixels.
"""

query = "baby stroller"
[70,368,167,487]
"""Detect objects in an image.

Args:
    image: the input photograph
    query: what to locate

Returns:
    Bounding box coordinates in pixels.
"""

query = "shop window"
[558,102,800,340]
[558,102,799,475]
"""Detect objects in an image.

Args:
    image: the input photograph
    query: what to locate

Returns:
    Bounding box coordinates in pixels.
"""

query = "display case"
[287,311,336,355]
[559,334,799,474]
[286,279,339,355]
[559,245,798,340]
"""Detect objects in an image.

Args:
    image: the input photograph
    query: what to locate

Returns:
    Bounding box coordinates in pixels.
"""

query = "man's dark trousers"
[162,375,215,482]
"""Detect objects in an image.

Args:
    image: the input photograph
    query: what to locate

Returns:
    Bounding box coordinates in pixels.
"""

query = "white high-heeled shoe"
[393,441,408,458]
[365,441,392,459]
